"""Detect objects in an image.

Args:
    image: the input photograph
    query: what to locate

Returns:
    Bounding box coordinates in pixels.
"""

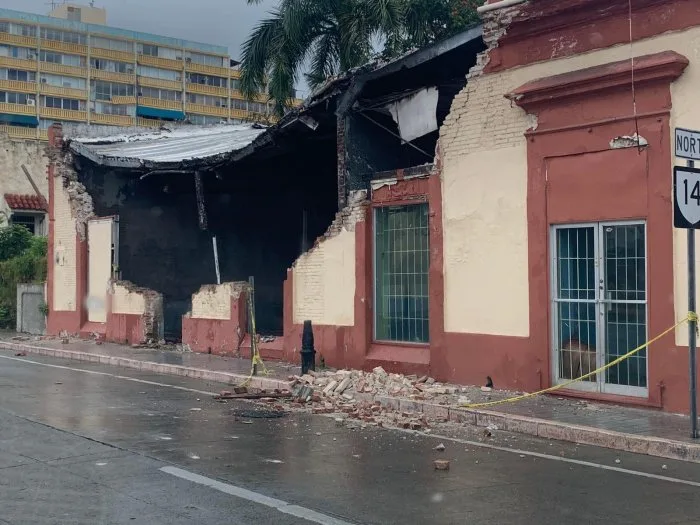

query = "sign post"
[674,127,700,439]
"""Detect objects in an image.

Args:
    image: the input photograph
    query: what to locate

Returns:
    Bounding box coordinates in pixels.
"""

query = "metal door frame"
[550,221,648,397]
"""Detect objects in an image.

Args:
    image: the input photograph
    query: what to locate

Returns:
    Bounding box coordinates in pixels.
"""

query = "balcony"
[91,113,135,127]
[39,83,88,99]
[185,60,230,78]
[91,69,136,84]
[0,102,37,116]
[40,39,88,56]
[39,62,87,78]
[0,56,37,71]
[0,32,37,47]
[136,117,163,128]
[90,47,135,63]
[137,97,182,111]
[230,108,248,120]
[0,125,39,140]
[185,82,228,97]
[39,106,87,122]
[185,103,228,118]
[137,54,182,71]
[137,76,182,91]
[38,129,48,140]
[110,96,137,105]
[0,79,36,95]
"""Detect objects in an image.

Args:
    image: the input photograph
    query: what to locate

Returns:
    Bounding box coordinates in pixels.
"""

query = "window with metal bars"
[374,203,430,343]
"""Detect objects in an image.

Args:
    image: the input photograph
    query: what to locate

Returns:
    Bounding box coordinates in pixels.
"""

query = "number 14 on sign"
[674,166,700,229]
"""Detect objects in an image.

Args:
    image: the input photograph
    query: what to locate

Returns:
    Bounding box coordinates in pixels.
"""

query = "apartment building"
[0,5,277,141]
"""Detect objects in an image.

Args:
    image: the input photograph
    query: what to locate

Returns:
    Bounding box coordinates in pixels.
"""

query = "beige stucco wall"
[87,218,113,323]
[52,175,77,312]
[440,25,700,338]
[191,282,244,320]
[293,228,356,326]
[111,283,146,316]
[0,139,49,197]
[0,138,49,226]
[50,4,107,24]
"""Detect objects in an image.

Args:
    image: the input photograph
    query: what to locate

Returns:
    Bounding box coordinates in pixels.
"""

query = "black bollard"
[300,320,316,374]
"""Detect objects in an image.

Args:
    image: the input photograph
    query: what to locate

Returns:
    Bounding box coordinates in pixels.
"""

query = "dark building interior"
[77,111,338,340]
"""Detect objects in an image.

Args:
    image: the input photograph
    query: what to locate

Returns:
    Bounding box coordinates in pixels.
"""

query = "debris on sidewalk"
[213,388,292,401]
[434,443,446,451]
[433,460,450,471]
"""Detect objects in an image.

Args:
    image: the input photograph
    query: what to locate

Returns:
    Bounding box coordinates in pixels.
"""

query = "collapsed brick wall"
[189,281,247,320]
[291,190,368,326]
[439,5,528,161]
[48,138,95,240]
[111,280,164,342]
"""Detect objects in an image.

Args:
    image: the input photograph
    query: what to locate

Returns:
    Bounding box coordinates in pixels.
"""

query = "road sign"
[674,166,700,229]
[676,128,700,161]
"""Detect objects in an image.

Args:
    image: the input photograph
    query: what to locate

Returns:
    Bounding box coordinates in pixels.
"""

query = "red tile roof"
[4,194,47,212]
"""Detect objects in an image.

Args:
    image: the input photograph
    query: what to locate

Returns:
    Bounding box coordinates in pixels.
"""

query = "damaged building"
[39,0,700,417]
[45,26,484,359]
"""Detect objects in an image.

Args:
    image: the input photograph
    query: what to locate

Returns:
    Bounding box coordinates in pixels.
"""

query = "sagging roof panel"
[69,124,268,169]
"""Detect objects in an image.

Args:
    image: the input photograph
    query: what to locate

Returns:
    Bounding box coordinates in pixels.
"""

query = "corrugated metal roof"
[70,124,268,169]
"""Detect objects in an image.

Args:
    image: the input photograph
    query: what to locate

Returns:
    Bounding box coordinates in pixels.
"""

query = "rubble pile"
[286,366,478,430]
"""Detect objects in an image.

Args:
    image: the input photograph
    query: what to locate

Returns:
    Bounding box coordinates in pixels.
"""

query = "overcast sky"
[4,1,300,90]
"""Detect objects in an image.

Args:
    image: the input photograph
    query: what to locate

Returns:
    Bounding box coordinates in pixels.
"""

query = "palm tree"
[240,0,479,115]
[241,0,403,115]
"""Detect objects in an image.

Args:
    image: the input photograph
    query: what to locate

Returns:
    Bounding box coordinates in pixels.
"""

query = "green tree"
[0,226,47,328]
[240,0,479,115]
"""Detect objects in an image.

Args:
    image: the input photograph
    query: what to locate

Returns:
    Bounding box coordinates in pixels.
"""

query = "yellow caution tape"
[462,313,695,409]
[238,285,270,388]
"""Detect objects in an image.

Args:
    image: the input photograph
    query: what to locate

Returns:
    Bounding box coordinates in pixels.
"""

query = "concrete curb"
[3,341,700,463]
[0,341,288,392]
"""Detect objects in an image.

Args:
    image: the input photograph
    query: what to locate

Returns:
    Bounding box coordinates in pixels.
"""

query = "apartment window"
[138,44,180,60]
[90,36,133,53]
[186,93,226,106]
[94,102,134,116]
[0,22,37,38]
[0,69,36,82]
[40,74,85,90]
[232,99,246,110]
[231,79,241,91]
[0,45,35,60]
[93,80,134,101]
[38,119,56,129]
[248,102,267,114]
[90,58,132,74]
[186,52,225,67]
[374,204,430,344]
[40,51,85,68]
[137,66,180,81]
[139,86,181,101]
[139,44,158,57]
[0,91,34,105]
[188,114,222,125]
[40,27,86,45]
[42,96,82,111]
[187,73,227,88]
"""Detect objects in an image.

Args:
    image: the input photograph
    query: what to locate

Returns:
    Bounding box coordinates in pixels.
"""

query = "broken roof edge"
[67,123,272,171]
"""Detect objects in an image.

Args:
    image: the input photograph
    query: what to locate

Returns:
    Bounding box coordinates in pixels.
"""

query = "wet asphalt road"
[0,351,700,525]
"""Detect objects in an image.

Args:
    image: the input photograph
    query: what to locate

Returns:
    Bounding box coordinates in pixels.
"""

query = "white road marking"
[160,466,355,525]
[406,430,700,488]
[0,354,217,396]
[3,352,700,489]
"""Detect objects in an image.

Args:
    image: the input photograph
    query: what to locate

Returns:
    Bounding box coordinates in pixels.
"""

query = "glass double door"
[551,222,648,396]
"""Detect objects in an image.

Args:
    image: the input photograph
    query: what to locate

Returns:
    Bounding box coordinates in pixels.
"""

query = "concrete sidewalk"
[2,334,699,463]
